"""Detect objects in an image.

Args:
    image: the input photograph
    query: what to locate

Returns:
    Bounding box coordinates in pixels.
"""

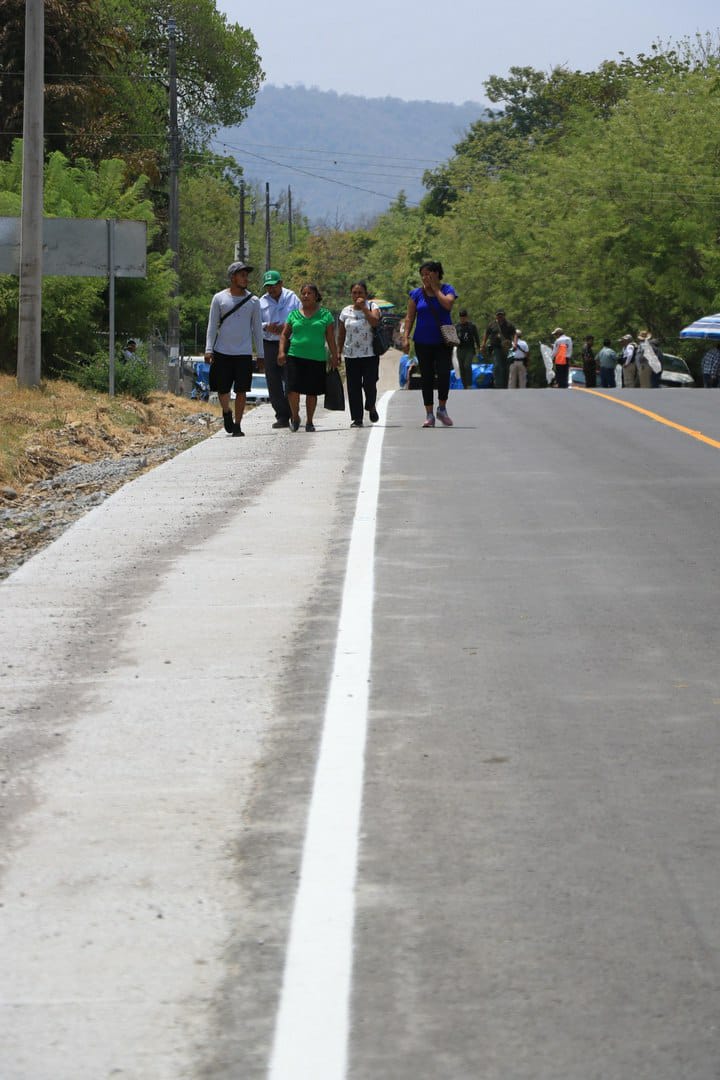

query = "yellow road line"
[580,389,720,450]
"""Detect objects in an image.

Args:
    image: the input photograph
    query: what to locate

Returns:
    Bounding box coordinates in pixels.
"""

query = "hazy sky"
[217,0,719,104]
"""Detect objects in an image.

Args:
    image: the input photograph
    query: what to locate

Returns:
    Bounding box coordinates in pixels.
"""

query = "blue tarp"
[399,354,494,389]
[450,362,494,389]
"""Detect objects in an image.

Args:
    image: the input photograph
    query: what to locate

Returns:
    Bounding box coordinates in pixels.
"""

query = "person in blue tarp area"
[481,309,516,389]
[581,335,597,388]
[455,309,480,389]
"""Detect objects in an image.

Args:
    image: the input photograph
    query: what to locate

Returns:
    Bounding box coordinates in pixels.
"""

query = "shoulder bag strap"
[213,292,254,349]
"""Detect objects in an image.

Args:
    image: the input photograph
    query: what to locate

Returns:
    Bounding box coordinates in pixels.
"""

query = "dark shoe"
[291,416,301,432]
[232,423,244,437]
[305,421,316,432]
[350,420,364,427]
[368,407,379,423]
[223,410,234,433]
[272,419,290,429]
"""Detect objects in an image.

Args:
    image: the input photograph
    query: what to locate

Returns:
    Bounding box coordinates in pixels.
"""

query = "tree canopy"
[0,0,263,173]
[328,37,720,374]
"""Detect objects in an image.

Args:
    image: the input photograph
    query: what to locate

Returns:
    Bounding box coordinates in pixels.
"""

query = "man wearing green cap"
[259,270,301,428]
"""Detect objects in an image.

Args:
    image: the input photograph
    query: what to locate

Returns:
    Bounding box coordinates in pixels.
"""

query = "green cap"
[263,269,282,286]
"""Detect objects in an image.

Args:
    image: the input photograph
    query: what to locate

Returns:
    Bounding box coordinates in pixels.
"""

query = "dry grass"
[0,374,214,493]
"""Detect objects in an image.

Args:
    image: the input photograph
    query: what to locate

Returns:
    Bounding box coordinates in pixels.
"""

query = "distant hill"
[213,84,488,226]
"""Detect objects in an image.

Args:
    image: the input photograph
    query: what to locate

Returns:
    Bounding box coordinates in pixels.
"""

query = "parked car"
[659,353,695,388]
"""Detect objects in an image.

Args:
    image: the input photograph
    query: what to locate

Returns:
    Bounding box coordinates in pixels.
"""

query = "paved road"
[2,379,720,1079]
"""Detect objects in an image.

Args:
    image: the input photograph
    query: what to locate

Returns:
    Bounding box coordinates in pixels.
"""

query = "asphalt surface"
[2,376,720,1079]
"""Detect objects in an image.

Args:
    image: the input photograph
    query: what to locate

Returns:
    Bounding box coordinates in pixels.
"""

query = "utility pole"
[238,178,246,262]
[17,0,44,389]
[264,183,281,272]
[288,186,293,248]
[264,182,271,272]
[167,16,180,391]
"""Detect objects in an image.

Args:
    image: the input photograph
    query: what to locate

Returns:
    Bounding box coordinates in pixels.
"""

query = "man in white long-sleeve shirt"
[259,269,300,428]
[205,262,264,437]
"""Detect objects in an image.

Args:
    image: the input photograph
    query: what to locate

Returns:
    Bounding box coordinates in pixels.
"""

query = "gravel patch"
[0,414,216,581]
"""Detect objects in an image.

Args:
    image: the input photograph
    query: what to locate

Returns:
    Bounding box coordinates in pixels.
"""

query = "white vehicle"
[246,372,271,404]
[660,353,695,388]
[567,354,694,389]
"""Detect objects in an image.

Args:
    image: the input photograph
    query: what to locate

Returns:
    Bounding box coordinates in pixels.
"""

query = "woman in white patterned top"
[338,281,382,427]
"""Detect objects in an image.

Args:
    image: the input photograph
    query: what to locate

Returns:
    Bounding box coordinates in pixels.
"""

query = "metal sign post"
[1,216,146,396]
[16,0,44,389]
[108,219,116,396]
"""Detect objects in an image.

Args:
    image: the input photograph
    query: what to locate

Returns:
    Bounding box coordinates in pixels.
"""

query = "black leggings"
[415,342,452,407]
[345,354,378,422]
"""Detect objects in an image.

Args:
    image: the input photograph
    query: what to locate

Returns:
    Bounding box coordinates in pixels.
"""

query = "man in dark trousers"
[582,335,597,388]
[481,309,516,389]
[259,269,300,428]
[455,309,480,388]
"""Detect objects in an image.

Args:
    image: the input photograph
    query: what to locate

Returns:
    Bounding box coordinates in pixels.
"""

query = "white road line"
[268,392,391,1080]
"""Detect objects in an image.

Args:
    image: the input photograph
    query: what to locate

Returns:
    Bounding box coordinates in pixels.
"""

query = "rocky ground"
[0,410,217,581]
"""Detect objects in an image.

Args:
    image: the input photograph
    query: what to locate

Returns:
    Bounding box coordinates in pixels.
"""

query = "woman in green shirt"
[278,283,339,432]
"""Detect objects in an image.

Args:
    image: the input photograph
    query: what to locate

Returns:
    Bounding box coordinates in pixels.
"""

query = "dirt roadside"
[0,381,220,581]
[0,353,403,582]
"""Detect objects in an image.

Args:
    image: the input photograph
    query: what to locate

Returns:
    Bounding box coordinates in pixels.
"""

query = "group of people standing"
[449,307,530,390]
[204,262,380,435]
[204,259,708,441]
[575,331,665,389]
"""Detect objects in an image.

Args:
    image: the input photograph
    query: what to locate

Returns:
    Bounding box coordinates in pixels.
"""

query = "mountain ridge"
[214,84,488,225]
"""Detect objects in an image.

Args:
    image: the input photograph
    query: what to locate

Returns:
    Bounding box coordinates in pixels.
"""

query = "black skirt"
[286,355,327,396]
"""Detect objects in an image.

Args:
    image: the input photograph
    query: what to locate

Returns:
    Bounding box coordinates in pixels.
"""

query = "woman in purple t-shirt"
[402,260,457,427]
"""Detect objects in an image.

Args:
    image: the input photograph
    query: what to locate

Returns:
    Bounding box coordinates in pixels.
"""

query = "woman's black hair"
[350,280,369,294]
[419,260,444,279]
[301,283,322,303]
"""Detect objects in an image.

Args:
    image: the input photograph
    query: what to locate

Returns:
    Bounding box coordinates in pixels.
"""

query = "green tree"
[429,63,720,355]
[103,0,263,155]
[0,143,174,374]
[177,156,310,352]
[287,227,375,314]
[0,0,128,161]
[0,0,263,174]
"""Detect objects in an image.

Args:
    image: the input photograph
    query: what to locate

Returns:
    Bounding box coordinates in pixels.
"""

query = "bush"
[70,350,158,401]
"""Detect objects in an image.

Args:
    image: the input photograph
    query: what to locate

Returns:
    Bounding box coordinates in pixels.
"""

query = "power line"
[212,138,421,205]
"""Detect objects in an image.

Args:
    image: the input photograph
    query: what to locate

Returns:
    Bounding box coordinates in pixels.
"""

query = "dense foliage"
[303,38,720,374]
[0,0,263,173]
[0,143,174,372]
[0,0,263,375]
[2,19,719,381]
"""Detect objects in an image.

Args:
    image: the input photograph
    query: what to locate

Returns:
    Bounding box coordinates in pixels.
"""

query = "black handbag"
[324,367,346,411]
[372,322,392,356]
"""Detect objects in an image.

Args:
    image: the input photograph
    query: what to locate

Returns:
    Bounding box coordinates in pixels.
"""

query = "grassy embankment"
[0,374,214,494]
